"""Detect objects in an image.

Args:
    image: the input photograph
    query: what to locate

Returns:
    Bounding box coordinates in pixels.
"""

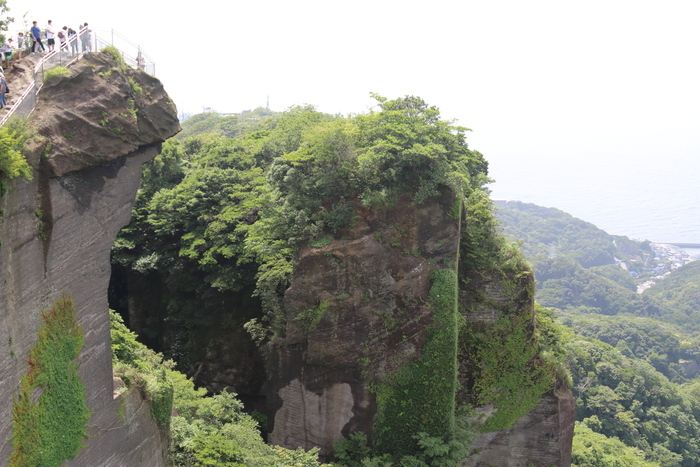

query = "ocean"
[487,152,699,245]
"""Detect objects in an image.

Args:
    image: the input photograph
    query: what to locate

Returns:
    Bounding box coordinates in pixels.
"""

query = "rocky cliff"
[458,269,575,466]
[0,51,180,466]
[266,186,575,466]
[267,189,461,459]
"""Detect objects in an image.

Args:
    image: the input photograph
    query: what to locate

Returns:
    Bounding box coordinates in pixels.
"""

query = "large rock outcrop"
[266,186,575,465]
[267,189,461,459]
[0,52,179,466]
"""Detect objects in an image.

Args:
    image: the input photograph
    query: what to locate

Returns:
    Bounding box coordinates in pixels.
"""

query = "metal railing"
[0,29,155,127]
[92,29,155,77]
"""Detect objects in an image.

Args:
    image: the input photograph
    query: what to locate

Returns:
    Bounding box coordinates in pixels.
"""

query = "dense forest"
[497,201,700,467]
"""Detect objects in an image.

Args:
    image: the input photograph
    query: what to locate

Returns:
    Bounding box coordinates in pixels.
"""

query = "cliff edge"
[0,51,180,466]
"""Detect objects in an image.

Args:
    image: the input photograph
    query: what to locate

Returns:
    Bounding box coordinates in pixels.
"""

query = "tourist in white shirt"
[3,37,15,68]
[46,20,55,52]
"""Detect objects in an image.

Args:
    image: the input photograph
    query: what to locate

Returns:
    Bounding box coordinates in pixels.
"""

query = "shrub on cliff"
[110,310,328,466]
[10,294,90,467]
[0,118,32,180]
[42,65,70,83]
[110,310,173,430]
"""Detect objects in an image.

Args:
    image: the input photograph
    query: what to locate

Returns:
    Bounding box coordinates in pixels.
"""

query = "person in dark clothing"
[31,21,45,53]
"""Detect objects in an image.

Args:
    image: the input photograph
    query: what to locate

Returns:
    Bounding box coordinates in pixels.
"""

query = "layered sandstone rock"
[465,385,575,467]
[267,185,575,465]
[267,188,461,460]
[0,52,179,466]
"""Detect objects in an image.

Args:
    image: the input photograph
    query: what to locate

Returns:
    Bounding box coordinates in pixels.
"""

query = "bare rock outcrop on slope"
[0,51,180,467]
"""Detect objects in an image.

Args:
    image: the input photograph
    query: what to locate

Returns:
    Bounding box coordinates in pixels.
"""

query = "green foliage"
[333,432,372,467]
[645,261,700,326]
[459,190,529,276]
[309,235,332,248]
[456,192,562,432]
[497,200,700,464]
[535,306,574,387]
[494,201,688,323]
[374,269,458,457]
[460,312,554,432]
[294,299,330,332]
[101,46,127,72]
[168,370,326,467]
[558,312,700,383]
[496,201,620,268]
[266,95,487,250]
[0,0,13,45]
[10,294,90,467]
[114,97,490,352]
[534,256,668,317]
[567,335,700,465]
[42,65,70,83]
[110,311,173,429]
[128,76,143,97]
[112,135,267,357]
[110,310,326,466]
[572,422,660,467]
[0,118,33,180]
[177,108,275,141]
[112,99,502,464]
[334,417,475,467]
[354,94,487,207]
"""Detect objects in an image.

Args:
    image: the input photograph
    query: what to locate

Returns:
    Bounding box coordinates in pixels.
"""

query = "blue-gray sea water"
[488,152,699,245]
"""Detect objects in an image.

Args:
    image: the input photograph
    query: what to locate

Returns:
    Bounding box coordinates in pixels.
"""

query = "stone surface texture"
[464,385,575,467]
[267,186,575,465]
[0,52,179,466]
[267,188,461,460]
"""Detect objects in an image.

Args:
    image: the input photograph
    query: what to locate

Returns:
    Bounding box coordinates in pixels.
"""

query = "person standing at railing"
[31,21,45,53]
[46,20,56,52]
[58,26,68,50]
[79,23,91,53]
[68,28,78,55]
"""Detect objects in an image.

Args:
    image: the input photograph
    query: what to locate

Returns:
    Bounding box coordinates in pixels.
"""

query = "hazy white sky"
[8,0,700,239]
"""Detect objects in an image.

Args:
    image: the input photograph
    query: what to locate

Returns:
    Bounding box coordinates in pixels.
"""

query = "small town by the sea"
[634,243,698,293]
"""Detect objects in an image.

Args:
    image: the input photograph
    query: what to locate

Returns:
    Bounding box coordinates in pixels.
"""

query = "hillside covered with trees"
[497,201,700,466]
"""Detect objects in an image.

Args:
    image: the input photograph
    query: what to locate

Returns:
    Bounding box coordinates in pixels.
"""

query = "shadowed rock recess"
[0,52,180,466]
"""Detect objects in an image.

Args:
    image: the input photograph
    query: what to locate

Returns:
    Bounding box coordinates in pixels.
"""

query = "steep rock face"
[0,52,179,466]
[458,267,574,467]
[267,188,575,465]
[267,189,460,460]
[466,385,575,467]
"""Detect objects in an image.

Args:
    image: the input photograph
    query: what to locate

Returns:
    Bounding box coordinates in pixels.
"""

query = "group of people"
[2,21,92,69]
